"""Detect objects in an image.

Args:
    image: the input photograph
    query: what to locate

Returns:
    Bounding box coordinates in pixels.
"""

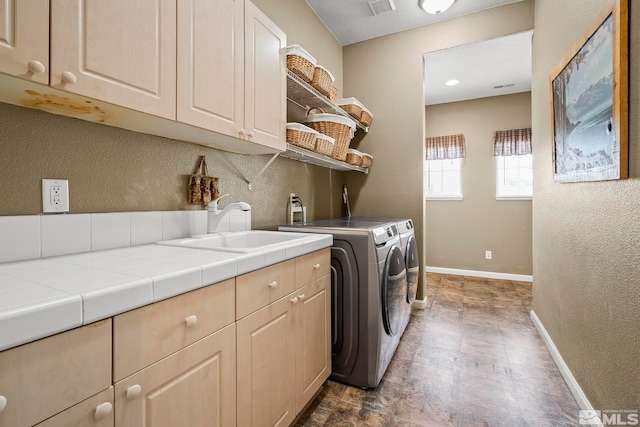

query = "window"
[493,128,532,199]
[496,154,533,198]
[425,158,462,199]
[425,133,465,200]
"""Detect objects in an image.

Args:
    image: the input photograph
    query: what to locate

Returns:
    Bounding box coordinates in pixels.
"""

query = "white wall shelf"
[286,70,369,133]
[280,144,369,173]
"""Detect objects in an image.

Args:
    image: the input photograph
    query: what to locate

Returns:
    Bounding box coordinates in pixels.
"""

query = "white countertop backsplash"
[0,211,332,352]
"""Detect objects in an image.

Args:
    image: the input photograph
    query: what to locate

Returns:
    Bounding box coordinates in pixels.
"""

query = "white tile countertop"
[0,233,332,352]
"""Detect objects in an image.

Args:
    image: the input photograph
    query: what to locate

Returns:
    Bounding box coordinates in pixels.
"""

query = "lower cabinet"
[114,323,236,427]
[35,387,114,427]
[237,273,331,427]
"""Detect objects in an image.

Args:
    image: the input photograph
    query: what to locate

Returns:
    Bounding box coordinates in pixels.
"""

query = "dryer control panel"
[372,224,398,245]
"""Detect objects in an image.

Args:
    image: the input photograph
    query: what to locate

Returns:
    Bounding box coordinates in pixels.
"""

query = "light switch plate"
[42,179,69,213]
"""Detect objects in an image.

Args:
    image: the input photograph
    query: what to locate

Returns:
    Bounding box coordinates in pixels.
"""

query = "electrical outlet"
[485,250,492,260]
[42,179,69,213]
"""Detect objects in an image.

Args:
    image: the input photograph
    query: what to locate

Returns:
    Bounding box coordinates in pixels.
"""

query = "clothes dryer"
[347,217,420,332]
[279,218,407,388]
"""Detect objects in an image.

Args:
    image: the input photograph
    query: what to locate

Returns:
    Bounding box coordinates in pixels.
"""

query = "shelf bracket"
[246,152,280,190]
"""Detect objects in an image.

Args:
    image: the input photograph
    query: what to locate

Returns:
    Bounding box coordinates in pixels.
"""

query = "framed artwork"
[549,0,628,182]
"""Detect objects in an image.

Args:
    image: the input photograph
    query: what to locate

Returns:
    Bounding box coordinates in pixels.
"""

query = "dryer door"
[381,245,407,336]
[405,235,420,304]
[329,241,359,378]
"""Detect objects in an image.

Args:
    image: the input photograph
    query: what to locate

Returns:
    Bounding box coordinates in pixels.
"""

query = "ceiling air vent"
[368,0,396,16]
[494,83,515,89]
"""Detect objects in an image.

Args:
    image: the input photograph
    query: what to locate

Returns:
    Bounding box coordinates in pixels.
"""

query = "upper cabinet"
[0,0,49,84]
[50,0,177,120]
[177,0,286,151]
[0,0,286,154]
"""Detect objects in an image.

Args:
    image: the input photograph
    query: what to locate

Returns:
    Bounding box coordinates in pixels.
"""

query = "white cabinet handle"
[290,297,298,304]
[94,402,112,420]
[298,294,305,300]
[125,384,142,400]
[185,315,198,327]
[247,131,255,139]
[268,281,278,289]
[313,263,321,270]
[61,71,77,84]
[28,60,45,74]
[0,395,7,413]
[238,129,246,137]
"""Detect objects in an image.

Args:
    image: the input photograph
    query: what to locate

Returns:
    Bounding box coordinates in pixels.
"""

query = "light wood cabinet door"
[236,259,296,319]
[295,248,331,287]
[0,320,112,427]
[113,278,235,382]
[115,324,236,427]
[0,0,49,84]
[237,295,296,427]
[177,0,244,137]
[50,0,176,119]
[35,387,114,427]
[295,275,331,412]
[243,0,286,150]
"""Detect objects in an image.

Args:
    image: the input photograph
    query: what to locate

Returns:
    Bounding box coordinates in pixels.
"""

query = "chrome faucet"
[207,194,252,233]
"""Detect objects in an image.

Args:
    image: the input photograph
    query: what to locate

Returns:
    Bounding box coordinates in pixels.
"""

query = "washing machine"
[279,218,408,388]
[348,217,420,332]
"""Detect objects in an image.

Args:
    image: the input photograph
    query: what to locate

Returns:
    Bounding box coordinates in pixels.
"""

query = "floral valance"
[493,128,532,156]
[425,134,465,160]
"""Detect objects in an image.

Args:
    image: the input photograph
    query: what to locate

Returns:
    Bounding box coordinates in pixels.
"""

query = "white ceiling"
[304,0,532,105]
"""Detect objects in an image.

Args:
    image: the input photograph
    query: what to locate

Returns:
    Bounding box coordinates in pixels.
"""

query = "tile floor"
[295,273,581,426]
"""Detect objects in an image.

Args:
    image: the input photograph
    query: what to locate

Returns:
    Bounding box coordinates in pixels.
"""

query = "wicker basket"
[286,45,316,83]
[345,149,363,166]
[311,65,335,97]
[337,97,373,127]
[361,153,373,168]
[329,85,338,103]
[303,109,356,161]
[286,122,318,151]
[314,133,335,157]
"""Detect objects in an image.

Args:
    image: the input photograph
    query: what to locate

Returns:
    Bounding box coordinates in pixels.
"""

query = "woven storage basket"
[337,97,373,127]
[286,45,316,83]
[311,65,335,97]
[286,122,318,151]
[345,149,364,166]
[303,109,356,161]
[329,85,338,103]
[361,153,373,168]
[314,133,335,157]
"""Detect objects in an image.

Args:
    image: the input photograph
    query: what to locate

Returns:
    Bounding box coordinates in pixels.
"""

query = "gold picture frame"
[549,0,628,182]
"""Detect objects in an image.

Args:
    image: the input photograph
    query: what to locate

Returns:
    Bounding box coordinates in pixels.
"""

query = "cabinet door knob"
[313,263,321,270]
[28,60,45,74]
[94,402,113,420]
[247,131,255,139]
[290,297,298,304]
[298,294,305,300]
[239,129,246,137]
[61,71,77,84]
[185,315,198,327]
[0,395,7,413]
[269,281,278,289]
[125,384,142,400]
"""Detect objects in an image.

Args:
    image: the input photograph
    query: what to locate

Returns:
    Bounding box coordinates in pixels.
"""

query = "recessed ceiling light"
[419,0,456,14]
[445,79,459,86]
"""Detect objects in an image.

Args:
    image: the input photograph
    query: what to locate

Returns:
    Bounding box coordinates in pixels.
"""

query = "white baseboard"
[530,310,599,425]
[425,266,533,282]
[412,296,427,310]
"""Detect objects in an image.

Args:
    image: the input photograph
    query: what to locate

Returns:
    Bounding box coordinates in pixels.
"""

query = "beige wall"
[0,0,344,229]
[425,93,532,275]
[532,0,640,409]
[343,0,535,300]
